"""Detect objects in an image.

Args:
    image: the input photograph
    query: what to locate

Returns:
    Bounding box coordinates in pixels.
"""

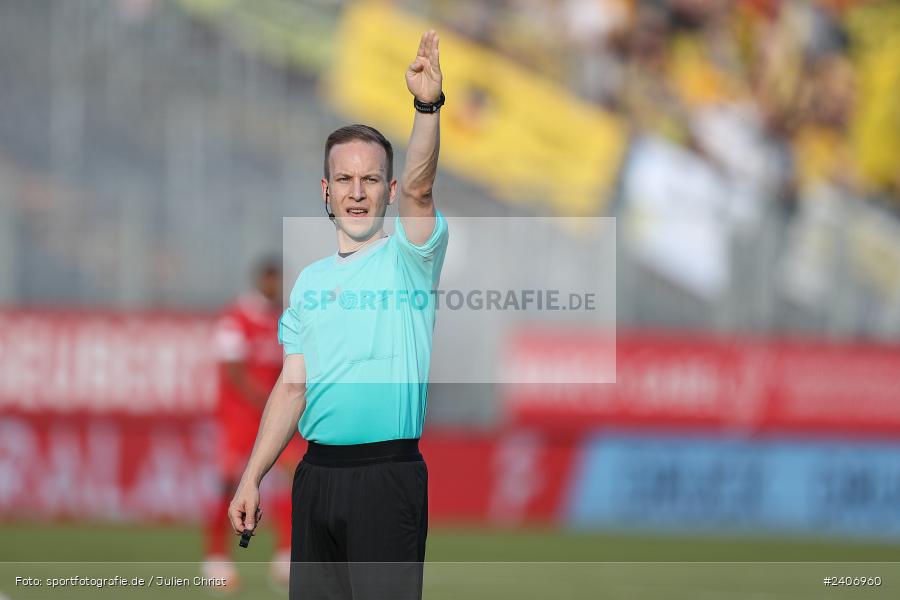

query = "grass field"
[2,523,898,599]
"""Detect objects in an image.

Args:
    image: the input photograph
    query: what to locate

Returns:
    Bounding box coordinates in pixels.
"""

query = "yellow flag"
[324,1,627,216]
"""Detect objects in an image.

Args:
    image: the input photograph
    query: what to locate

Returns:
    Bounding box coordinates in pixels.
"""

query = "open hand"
[406,30,442,104]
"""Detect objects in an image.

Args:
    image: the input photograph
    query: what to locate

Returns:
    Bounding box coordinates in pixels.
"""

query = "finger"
[430,31,438,59]
[228,504,244,534]
[244,503,258,532]
[421,30,431,58]
[409,58,425,73]
[433,36,440,70]
[417,31,427,58]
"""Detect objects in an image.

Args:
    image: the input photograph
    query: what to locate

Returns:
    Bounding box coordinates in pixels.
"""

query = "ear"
[387,178,398,206]
[321,177,329,204]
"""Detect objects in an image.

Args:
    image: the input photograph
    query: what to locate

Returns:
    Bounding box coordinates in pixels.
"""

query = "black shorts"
[289,438,428,600]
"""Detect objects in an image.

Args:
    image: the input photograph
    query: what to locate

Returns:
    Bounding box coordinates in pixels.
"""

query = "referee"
[229,30,447,600]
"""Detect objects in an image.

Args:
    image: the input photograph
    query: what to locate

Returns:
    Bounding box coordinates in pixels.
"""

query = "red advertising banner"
[0,411,578,523]
[0,310,219,520]
[0,310,583,522]
[421,429,579,524]
[504,329,900,436]
[0,310,216,415]
[4,310,900,523]
[0,413,218,521]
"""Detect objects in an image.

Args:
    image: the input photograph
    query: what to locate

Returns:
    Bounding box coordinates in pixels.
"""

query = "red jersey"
[213,292,283,426]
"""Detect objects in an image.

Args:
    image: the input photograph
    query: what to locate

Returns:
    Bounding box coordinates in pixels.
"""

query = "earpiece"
[325,186,335,221]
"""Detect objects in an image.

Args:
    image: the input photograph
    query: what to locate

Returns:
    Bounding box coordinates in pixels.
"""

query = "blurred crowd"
[408,0,900,215]
[3,0,898,333]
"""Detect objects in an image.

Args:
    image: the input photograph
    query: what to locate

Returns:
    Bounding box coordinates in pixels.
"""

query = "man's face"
[323,140,396,242]
[257,269,282,305]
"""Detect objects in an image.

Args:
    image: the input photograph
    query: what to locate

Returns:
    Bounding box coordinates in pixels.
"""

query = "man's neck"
[336,229,387,255]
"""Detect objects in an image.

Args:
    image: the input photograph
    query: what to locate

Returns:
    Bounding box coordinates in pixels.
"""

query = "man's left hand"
[406,30,442,103]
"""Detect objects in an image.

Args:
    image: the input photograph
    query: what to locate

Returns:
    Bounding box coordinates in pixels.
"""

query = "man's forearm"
[238,377,306,488]
[401,111,440,200]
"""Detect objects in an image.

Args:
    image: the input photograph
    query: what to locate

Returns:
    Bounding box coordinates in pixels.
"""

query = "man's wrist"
[414,91,445,114]
[240,468,263,489]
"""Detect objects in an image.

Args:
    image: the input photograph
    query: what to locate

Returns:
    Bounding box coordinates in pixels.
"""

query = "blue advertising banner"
[566,433,900,539]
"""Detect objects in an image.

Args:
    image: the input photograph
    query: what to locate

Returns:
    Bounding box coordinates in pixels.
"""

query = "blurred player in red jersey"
[202,256,299,593]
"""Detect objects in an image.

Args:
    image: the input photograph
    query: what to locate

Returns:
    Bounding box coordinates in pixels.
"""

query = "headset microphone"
[325,186,336,221]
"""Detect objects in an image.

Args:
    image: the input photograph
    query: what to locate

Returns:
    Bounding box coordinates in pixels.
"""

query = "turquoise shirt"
[278,212,449,444]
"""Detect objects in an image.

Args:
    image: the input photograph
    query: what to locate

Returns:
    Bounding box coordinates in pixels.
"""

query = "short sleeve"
[395,211,449,258]
[393,211,449,285]
[278,303,303,355]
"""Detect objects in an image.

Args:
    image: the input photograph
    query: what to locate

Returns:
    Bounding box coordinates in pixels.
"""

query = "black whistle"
[239,508,261,549]
[239,529,253,548]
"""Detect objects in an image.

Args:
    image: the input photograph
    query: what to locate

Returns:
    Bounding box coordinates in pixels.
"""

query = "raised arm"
[228,353,307,535]
[399,30,443,245]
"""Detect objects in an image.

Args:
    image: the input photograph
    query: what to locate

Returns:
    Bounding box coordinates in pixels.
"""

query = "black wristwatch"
[414,91,445,114]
